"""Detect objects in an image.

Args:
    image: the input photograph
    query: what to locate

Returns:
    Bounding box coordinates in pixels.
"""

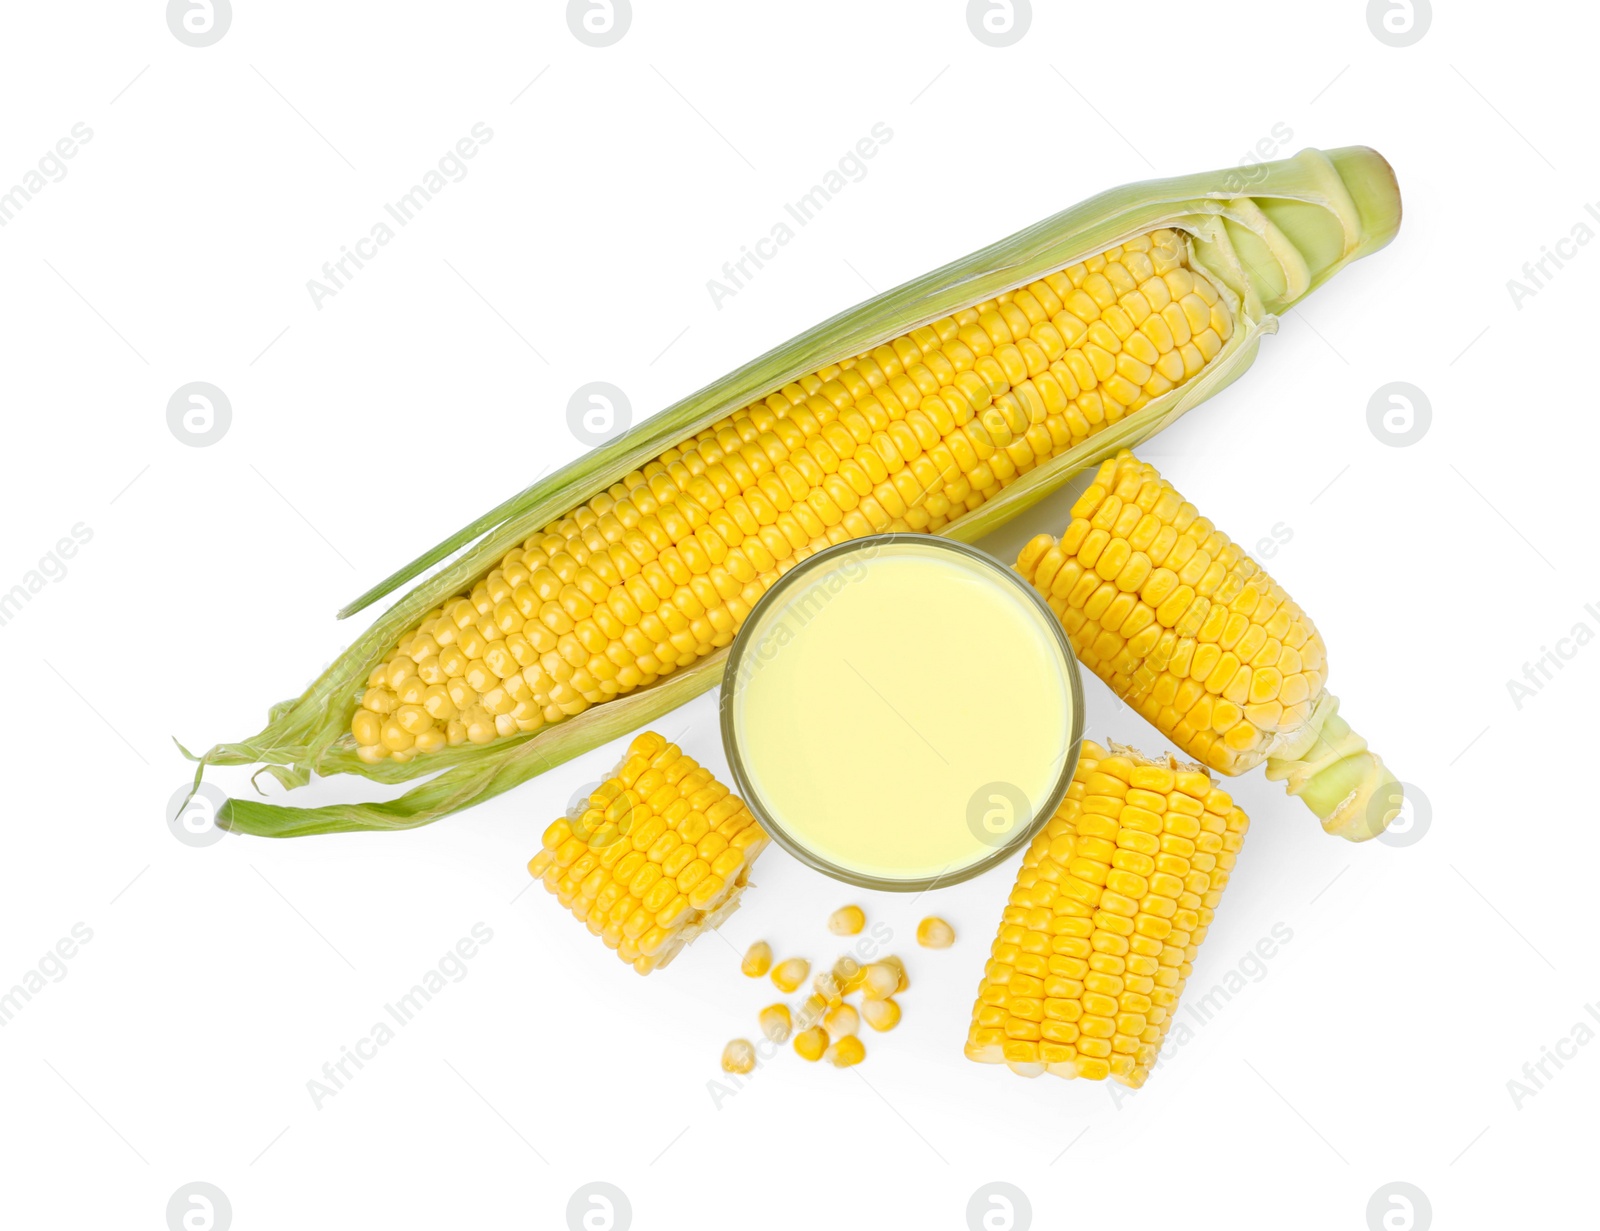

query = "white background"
[1,2,1593,1228]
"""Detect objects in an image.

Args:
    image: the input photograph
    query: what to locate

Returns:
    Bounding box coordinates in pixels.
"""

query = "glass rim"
[718,532,1086,892]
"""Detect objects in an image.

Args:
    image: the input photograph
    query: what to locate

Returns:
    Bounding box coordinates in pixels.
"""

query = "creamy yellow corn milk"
[725,538,1076,885]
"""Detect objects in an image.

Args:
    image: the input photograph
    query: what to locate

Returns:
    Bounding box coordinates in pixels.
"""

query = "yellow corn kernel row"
[965,740,1247,1088]
[526,732,767,974]
[1017,451,1325,776]
[355,231,1237,763]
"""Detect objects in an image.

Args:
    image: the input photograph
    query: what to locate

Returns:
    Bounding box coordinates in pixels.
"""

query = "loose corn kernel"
[917,917,956,949]
[860,962,899,1000]
[964,740,1248,1088]
[356,237,1239,767]
[771,957,810,993]
[860,998,901,1032]
[741,940,773,978]
[828,905,866,935]
[824,1003,860,1040]
[722,1038,756,1074]
[759,1003,792,1044]
[795,993,829,1030]
[794,1026,829,1062]
[826,1035,866,1068]
[524,733,767,974]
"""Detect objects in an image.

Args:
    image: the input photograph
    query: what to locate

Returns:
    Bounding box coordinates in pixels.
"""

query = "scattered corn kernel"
[722,1039,756,1075]
[881,954,909,993]
[861,997,901,1032]
[860,962,899,1000]
[741,940,773,978]
[824,1003,860,1040]
[828,905,866,935]
[917,917,956,949]
[759,1003,792,1044]
[771,957,810,993]
[795,993,828,1030]
[826,1035,866,1068]
[794,1027,829,1062]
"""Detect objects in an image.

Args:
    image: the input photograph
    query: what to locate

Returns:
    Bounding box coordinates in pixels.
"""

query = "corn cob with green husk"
[1016,451,1402,840]
[187,147,1401,838]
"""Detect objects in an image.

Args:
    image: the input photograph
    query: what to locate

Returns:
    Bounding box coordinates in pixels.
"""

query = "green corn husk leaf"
[191,145,1400,838]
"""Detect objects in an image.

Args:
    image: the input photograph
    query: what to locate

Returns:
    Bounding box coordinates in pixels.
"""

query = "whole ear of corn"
[1016,451,1400,841]
[526,732,767,974]
[188,147,1400,838]
[965,740,1247,1088]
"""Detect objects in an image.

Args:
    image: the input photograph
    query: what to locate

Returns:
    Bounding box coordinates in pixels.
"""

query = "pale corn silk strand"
[353,231,1235,765]
[966,740,1248,1088]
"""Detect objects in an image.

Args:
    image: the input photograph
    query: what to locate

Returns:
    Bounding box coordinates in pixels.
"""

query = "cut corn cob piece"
[965,740,1247,1088]
[1016,450,1400,841]
[194,148,1401,838]
[525,731,767,974]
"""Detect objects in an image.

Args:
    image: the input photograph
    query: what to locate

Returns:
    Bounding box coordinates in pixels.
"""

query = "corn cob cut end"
[965,739,1247,1088]
[526,731,768,974]
[1263,693,1402,842]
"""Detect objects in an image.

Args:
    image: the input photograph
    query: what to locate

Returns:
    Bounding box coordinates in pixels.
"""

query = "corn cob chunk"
[965,740,1246,1088]
[353,231,1237,764]
[526,731,767,974]
[1016,451,1400,841]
